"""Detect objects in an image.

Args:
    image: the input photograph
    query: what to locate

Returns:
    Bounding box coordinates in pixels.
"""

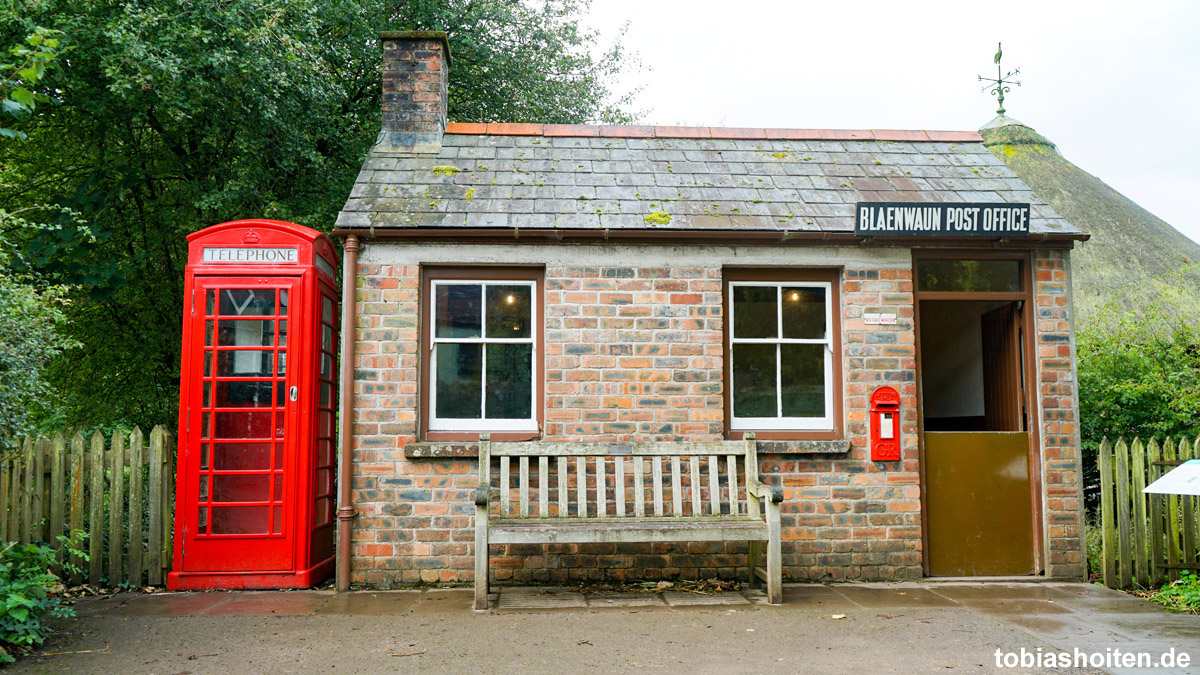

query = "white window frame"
[428,279,538,432]
[728,281,834,431]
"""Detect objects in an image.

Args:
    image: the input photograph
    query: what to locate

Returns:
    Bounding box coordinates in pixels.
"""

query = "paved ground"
[12,582,1199,674]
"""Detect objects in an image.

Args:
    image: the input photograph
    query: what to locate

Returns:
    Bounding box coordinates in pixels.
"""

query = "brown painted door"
[922,301,1035,576]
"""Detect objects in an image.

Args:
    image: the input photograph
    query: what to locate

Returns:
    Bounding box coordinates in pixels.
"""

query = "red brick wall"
[380,35,448,137]
[345,250,1082,586]
[1033,249,1087,578]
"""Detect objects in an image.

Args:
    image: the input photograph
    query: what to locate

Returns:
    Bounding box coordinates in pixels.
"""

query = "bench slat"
[671,456,682,517]
[489,441,748,456]
[576,456,586,518]
[690,456,701,515]
[539,456,548,517]
[652,458,664,517]
[634,458,645,517]
[500,456,510,517]
[519,456,530,517]
[615,457,626,517]
[489,517,769,545]
[557,456,567,518]
[597,456,607,518]
[708,456,720,516]
[728,455,739,516]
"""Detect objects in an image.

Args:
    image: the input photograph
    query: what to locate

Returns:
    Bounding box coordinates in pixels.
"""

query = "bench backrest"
[480,436,758,519]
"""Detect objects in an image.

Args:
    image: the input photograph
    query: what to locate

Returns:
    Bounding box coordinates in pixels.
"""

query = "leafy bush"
[0,535,81,664]
[1147,570,1200,614]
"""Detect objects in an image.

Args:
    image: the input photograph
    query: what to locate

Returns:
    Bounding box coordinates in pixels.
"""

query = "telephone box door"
[180,276,302,572]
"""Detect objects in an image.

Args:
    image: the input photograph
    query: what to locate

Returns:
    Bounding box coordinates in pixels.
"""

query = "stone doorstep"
[493,586,755,611]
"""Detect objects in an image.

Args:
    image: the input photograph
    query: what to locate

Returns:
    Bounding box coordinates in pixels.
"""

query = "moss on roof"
[981,116,1200,322]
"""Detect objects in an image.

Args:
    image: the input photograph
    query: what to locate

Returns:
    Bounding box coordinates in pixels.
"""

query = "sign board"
[1143,459,1200,496]
[855,202,1031,237]
[864,312,898,326]
[202,247,298,263]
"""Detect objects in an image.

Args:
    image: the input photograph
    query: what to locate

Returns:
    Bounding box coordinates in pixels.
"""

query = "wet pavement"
[14,582,1200,674]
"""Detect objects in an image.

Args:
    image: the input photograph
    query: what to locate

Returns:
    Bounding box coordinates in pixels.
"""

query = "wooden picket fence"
[0,426,175,587]
[1098,437,1200,589]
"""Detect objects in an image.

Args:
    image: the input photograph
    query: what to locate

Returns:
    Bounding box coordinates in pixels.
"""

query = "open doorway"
[919,299,1036,576]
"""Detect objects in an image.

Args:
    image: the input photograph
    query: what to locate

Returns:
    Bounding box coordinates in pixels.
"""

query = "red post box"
[869,386,901,462]
[168,220,339,590]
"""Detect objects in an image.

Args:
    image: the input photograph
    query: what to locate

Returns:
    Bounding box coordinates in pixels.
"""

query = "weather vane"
[978,42,1020,115]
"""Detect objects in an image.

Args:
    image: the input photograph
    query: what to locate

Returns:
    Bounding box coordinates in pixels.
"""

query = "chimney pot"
[376,31,450,153]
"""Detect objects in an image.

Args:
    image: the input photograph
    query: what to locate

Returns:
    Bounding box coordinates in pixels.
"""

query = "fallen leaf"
[831,614,846,620]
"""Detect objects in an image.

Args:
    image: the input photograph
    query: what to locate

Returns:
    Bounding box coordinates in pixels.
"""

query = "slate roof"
[334,123,1082,238]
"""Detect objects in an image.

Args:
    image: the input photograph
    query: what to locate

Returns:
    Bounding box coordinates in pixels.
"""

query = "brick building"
[329,32,1089,587]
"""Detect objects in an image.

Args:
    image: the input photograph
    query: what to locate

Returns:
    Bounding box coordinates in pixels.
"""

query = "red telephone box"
[869,386,901,462]
[168,220,339,590]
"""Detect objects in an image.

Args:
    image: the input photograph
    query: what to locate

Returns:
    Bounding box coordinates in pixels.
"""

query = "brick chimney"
[378,31,450,153]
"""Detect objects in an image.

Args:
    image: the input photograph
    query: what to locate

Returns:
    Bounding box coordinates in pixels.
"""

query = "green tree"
[1,0,638,429]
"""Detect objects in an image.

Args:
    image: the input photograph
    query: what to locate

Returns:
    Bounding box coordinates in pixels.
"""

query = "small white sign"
[864,312,898,325]
[1144,459,1200,496]
[203,247,298,264]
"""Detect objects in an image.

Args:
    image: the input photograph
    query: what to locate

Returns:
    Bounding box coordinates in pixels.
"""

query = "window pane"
[217,350,273,377]
[486,285,532,338]
[217,320,275,347]
[213,411,272,438]
[211,506,270,534]
[485,343,532,419]
[212,442,272,471]
[218,289,275,316]
[733,286,777,339]
[917,259,1021,293]
[781,287,826,339]
[732,343,777,418]
[781,344,826,417]
[212,474,270,503]
[214,381,274,408]
[435,343,482,418]
[435,284,482,338]
[322,296,334,323]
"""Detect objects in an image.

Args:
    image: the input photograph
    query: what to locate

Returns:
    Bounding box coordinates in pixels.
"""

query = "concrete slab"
[662,591,750,606]
[836,585,958,608]
[313,590,421,615]
[779,584,858,609]
[957,598,1076,616]
[926,583,1076,601]
[411,589,474,615]
[92,592,235,617]
[585,593,667,608]
[1085,612,1200,643]
[196,591,332,616]
[496,587,587,610]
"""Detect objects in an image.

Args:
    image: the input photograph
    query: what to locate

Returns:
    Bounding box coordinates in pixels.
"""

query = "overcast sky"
[584,0,1200,242]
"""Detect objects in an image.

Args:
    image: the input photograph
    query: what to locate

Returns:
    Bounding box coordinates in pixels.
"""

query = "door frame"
[911,249,1044,576]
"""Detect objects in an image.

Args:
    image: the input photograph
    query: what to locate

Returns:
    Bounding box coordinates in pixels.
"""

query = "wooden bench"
[473,433,782,609]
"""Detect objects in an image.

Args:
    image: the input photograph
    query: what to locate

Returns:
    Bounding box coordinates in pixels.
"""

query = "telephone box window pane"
[214,381,273,408]
[320,382,332,407]
[435,285,482,338]
[317,441,332,466]
[435,343,482,418]
[273,474,283,501]
[278,320,288,347]
[733,286,777,338]
[485,343,532,419]
[200,444,210,470]
[212,443,271,471]
[201,413,210,438]
[320,353,332,379]
[917,259,1021,293]
[781,344,826,417]
[279,290,288,316]
[272,506,283,534]
[277,352,287,376]
[205,290,215,315]
[204,321,213,346]
[217,320,275,347]
[203,352,212,377]
[314,499,331,527]
[316,469,333,496]
[275,381,285,408]
[211,506,269,534]
[198,475,209,501]
[218,289,275,316]
[319,411,333,437]
[217,350,273,377]
[486,285,531,338]
[212,474,270,503]
[322,325,333,351]
[213,411,272,439]
[274,444,284,470]
[197,506,208,532]
[203,382,211,408]
[732,343,777,418]
[781,287,826,339]
[275,413,285,439]
[322,296,333,324]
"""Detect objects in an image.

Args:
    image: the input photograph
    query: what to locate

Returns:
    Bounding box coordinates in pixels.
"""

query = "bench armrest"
[475,485,490,507]
[747,479,783,504]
